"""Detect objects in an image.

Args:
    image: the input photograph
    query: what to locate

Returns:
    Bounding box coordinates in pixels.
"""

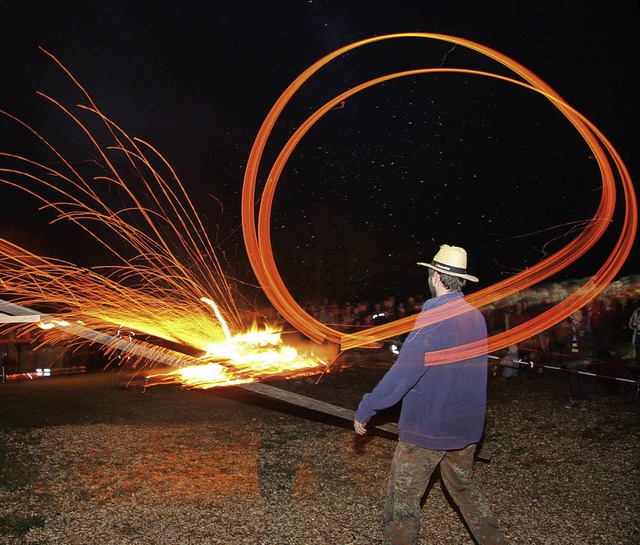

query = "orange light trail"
[242,32,637,362]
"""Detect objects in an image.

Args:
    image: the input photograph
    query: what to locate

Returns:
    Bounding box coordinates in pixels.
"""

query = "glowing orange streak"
[36,50,233,299]
[379,91,636,363]
[1,53,245,348]
[0,156,235,344]
[255,69,614,345]
[242,33,637,360]
[4,49,241,324]
[0,238,226,350]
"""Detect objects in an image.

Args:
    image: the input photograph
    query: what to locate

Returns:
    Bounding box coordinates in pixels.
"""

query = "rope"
[488,355,637,384]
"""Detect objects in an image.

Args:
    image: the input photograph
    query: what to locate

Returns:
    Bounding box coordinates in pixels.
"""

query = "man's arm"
[353,326,430,432]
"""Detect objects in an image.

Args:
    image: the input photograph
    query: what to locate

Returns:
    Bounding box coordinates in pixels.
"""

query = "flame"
[141,297,329,389]
[37,322,56,330]
[147,321,327,389]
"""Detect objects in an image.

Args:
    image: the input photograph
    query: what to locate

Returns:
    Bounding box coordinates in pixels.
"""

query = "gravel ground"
[1,353,639,545]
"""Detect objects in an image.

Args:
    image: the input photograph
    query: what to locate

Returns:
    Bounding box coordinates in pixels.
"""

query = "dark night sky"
[1,1,638,305]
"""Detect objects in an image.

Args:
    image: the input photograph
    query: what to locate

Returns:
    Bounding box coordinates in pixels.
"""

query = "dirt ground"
[1,353,639,545]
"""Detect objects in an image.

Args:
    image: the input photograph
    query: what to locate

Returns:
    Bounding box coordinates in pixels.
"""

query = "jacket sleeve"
[354,325,430,424]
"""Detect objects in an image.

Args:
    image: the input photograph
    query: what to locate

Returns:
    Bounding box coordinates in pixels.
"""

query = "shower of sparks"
[0,49,327,387]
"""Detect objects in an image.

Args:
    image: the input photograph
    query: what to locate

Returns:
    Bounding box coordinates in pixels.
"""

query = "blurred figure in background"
[558,308,593,409]
[629,301,640,364]
[501,344,520,379]
[506,299,539,378]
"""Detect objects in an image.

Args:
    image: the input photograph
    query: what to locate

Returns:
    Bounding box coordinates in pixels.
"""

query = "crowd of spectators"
[289,276,640,369]
[301,294,427,332]
[495,291,639,367]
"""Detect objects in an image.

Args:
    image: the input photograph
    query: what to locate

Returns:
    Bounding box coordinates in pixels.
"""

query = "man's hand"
[354,418,367,435]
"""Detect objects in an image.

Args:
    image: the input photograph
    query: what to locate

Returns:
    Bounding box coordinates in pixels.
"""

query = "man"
[354,244,508,545]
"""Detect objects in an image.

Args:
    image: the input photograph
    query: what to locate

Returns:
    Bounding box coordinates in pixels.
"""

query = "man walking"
[354,244,508,545]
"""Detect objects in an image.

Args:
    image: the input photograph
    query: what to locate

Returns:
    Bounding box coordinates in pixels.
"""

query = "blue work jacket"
[354,291,488,450]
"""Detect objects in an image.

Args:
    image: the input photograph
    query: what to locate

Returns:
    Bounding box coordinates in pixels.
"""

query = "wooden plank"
[239,381,398,434]
[238,382,492,461]
[0,313,43,323]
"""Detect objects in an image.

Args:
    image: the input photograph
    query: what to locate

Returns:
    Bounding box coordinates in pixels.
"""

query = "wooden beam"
[238,381,398,434]
[0,312,43,323]
[238,382,492,461]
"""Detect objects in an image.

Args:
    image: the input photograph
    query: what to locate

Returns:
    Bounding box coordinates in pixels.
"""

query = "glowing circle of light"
[242,33,637,359]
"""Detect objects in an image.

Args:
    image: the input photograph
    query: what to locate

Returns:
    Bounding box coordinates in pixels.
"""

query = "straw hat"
[417,244,479,282]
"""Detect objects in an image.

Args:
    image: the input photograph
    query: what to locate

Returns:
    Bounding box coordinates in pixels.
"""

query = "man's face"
[428,272,436,297]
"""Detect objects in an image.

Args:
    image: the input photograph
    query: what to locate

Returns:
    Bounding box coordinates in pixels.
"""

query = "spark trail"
[0,49,326,385]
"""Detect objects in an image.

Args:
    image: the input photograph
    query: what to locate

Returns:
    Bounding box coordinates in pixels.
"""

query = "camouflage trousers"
[382,441,508,545]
